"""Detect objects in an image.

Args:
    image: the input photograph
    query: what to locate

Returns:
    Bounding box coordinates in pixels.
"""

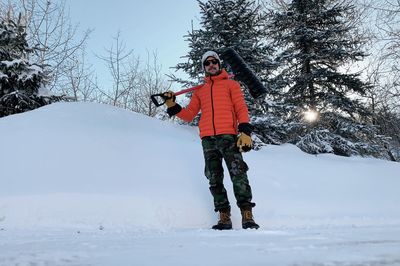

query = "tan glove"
[237,133,252,152]
[163,91,176,108]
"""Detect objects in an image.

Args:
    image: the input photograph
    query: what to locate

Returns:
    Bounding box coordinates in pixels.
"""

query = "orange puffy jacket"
[175,69,250,138]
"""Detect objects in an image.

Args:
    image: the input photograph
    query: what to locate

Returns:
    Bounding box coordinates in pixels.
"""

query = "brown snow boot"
[241,207,259,229]
[212,209,232,230]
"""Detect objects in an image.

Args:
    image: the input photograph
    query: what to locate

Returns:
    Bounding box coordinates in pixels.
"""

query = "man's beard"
[206,68,222,76]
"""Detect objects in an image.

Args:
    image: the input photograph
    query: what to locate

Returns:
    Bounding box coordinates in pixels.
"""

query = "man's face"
[204,57,220,75]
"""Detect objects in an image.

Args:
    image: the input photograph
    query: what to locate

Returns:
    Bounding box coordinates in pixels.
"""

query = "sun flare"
[303,109,319,122]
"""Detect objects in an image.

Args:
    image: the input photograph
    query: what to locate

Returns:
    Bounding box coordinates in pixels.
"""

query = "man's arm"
[230,81,253,133]
[167,93,201,122]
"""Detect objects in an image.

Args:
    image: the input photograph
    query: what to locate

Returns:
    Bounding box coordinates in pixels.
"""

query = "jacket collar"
[204,69,229,84]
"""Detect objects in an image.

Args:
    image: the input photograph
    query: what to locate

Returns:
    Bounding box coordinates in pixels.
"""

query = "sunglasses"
[204,59,219,67]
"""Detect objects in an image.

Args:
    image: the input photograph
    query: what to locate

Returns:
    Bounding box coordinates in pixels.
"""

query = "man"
[164,51,259,230]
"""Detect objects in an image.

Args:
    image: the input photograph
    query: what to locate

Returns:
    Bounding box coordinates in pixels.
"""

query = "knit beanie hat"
[201,51,221,71]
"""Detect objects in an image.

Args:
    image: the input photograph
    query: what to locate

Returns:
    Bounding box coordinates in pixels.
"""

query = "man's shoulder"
[223,78,240,88]
[195,83,207,91]
[193,84,207,96]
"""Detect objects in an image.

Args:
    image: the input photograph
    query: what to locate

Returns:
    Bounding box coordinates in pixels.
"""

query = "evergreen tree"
[173,0,273,88]
[266,0,392,159]
[0,16,62,117]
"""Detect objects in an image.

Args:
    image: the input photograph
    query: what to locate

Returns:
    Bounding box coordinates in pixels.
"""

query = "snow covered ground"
[1,102,400,265]
[1,226,400,266]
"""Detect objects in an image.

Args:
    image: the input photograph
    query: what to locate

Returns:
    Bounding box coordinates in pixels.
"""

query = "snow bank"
[0,102,399,230]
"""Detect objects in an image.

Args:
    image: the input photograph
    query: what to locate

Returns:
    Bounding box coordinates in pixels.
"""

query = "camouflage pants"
[201,134,255,212]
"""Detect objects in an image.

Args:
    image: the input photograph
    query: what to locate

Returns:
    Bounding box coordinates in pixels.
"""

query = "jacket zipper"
[210,77,216,136]
[232,110,236,131]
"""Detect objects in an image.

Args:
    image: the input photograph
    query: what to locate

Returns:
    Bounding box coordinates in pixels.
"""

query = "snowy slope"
[0,102,399,230]
[0,102,209,230]
[1,102,400,266]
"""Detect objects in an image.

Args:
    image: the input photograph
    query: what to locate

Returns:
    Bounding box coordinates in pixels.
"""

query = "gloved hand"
[163,91,176,108]
[237,133,252,152]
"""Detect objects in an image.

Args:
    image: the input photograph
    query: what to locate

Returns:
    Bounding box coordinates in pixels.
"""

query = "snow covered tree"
[0,0,91,95]
[172,0,274,88]
[266,0,393,159]
[0,16,62,117]
[268,0,369,115]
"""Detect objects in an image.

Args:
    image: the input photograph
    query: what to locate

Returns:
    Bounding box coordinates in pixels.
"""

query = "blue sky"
[66,0,200,84]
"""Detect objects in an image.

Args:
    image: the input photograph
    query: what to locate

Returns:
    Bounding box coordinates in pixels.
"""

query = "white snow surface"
[1,102,400,266]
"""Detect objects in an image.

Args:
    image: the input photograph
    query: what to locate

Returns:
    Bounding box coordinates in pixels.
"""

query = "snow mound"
[0,102,399,230]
